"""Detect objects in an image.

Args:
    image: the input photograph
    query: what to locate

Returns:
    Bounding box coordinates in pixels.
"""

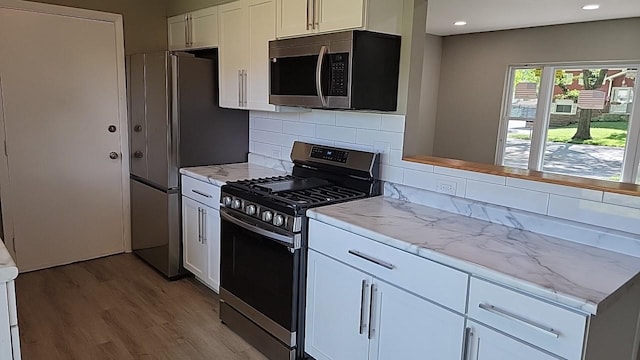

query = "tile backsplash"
[249,110,640,256]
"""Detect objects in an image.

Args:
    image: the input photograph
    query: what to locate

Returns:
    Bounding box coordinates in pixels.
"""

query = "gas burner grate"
[274,185,366,209]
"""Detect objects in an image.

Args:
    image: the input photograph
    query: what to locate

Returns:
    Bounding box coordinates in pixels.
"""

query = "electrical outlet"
[436,180,457,195]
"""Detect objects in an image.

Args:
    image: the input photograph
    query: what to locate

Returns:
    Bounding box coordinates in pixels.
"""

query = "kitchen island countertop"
[180,163,288,187]
[307,196,640,315]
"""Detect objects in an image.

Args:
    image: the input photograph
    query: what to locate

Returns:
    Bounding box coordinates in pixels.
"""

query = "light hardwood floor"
[16,254,268,360]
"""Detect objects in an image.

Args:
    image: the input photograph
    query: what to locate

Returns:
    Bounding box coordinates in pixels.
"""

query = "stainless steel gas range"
[218,141,381,360]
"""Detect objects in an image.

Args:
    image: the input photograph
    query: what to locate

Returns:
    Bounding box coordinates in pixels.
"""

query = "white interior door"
[0,6,127,271]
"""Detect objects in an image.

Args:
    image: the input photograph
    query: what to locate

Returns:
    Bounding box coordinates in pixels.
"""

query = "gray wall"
[33,0,169,55]
[431,17,640,164]
[405,33,442,156]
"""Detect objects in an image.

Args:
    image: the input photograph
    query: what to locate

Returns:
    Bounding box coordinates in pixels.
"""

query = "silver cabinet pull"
[184,14,189,47]
[201,208,207,244]
[348,250,394,270]
[461,327,472,360]
[368,283,377,339]
[238,70,242,107]
[313,0,319,28]
[478,303,560,338]
[358,280,368,334]
[188,14,193,47]
[241,70,247,107]
[192,189,213,198]
[197,208,203,243]
[306,0,313,30]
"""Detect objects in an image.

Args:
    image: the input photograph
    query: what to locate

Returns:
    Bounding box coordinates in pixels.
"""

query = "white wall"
[249,110,640,252]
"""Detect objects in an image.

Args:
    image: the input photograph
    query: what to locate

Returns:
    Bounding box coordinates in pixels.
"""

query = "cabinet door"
[370,280,466,360]
[191,6,219,49]
[468,321,559,360]
[305,250,371,360]
[182,197,206,279]
[246,0,276,111]
[204,207,221,292]
[218,0,248,109]
[276,0,313,38]
[316,0,364,34]
[168,14,187,51]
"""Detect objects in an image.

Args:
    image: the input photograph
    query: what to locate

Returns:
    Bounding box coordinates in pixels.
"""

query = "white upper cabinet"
[168,6,219,51]
[218,0,276,111]
[276,0,403,38]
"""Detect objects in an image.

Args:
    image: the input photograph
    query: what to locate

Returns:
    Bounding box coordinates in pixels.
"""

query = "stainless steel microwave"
[269,30,401,111]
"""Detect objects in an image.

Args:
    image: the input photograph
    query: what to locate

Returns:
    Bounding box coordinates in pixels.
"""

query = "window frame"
[496,62,640,183]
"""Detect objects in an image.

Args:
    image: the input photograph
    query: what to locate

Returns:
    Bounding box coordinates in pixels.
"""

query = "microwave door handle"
[315,45,329,107]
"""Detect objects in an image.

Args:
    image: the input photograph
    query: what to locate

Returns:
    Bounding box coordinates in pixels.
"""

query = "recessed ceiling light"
[454,21,467,26]
[582,4,600,10]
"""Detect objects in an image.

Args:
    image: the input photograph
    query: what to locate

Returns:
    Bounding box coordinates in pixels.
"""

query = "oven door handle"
[220,209,300,249]
[315,45,329,108]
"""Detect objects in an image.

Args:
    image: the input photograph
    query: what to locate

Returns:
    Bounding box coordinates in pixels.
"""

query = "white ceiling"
[426,0,640,36]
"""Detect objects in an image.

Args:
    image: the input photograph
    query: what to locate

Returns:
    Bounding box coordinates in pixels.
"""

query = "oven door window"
[221,218,299,331]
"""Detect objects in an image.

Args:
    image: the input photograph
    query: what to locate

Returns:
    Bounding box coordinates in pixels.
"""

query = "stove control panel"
[310,146,348,164]
[220,193,302,233]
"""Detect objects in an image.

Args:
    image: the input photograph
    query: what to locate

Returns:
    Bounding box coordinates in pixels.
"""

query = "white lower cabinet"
[372,280,465,360]
[181,175,221,292]
[305,248,465,360]
[305,250,371,360]
[467,321,559,360]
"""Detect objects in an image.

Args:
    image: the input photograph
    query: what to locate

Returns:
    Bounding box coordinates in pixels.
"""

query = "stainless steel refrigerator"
[127,51,248,278]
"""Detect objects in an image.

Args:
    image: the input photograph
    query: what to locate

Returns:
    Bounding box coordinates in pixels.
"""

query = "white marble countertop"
[180,163,288,186]
[307,196,640,315]
[0,241,18,282]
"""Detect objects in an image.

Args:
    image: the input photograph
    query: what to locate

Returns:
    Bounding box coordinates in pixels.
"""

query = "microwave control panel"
[329,53,349,97]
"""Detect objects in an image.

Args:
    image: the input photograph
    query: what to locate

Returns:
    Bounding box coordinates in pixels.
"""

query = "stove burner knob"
[245,204,256,216]
[231,199,242,210]
[262,211,273,222]
[273,214,284,227]
[222,196,232,207]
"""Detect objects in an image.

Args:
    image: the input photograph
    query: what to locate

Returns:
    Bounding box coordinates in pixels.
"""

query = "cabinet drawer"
[468,277,587,360]
[181,175,221,209]
[309,220,468,313]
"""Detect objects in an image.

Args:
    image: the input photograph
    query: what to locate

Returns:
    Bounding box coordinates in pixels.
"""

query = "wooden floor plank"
[16,254,268,360]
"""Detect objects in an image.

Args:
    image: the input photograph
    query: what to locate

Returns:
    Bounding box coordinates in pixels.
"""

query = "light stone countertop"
[307,196,640,315]
[180,163,288,187]
[0,241,18,282]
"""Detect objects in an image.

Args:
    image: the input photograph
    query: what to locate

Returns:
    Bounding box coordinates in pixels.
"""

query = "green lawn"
[510,121,628,147]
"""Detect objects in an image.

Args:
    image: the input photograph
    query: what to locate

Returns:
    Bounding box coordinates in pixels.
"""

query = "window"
[497,64,640,183]
[500,67,541,168]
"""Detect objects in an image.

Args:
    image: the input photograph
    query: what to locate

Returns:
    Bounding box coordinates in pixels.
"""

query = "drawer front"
[468,277,587,360]
[181,175,221,209]
[309,220,468,313]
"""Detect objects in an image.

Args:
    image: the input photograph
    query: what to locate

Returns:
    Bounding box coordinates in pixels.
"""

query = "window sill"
[404,155,640,197]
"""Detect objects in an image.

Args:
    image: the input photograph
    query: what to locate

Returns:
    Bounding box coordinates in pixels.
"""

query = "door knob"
[108,125,117,133]
[109,152,119,159]
[134,125,143,132]
[134,151,144,159]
